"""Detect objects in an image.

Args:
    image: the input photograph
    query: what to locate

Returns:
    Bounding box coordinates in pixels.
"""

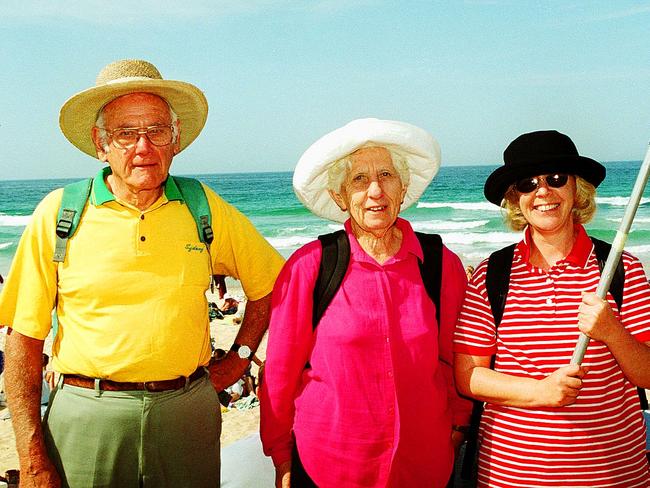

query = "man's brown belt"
[62,366,207,392]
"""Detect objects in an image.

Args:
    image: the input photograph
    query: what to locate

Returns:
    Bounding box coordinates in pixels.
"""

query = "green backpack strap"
[172,176,214,245]
[53,178,93,263]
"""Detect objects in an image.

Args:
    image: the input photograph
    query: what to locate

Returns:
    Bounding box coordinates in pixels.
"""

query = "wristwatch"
[230,343,255,361]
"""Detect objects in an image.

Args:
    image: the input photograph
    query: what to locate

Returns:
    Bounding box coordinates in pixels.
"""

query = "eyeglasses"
[99,125,174,149]
[515,173,569,194]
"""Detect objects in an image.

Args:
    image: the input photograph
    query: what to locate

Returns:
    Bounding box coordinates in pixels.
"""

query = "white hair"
[95,98,179,151]
[326,143,410,193]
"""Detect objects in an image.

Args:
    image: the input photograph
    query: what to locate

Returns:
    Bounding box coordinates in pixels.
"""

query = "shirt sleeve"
[453,259,498,357]
[438,246,473,426]
[204,185,285,301]
[0,190,62,339]
[259,241,320,467]
[620,253,650,342]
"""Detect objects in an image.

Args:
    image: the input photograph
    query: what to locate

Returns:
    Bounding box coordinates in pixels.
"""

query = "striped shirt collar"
[516,224,592,268]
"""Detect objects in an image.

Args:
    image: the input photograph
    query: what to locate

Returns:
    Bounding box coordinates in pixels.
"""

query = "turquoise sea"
[1,161,649,279]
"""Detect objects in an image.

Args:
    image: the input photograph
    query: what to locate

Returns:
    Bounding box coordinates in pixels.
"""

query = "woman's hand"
[578,292,622,344]
[275,461,291,488]
[535,364,587,407]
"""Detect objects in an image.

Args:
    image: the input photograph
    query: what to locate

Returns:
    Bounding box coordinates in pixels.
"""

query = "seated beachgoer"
[221,293,239,315]
[208,301,224,321]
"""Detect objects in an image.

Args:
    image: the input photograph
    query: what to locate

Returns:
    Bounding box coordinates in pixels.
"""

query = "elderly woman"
[260,118,472,487]
[454,130,650,487]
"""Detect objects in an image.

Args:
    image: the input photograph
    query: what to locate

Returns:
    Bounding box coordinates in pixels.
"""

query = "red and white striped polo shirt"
[455,225,650,488]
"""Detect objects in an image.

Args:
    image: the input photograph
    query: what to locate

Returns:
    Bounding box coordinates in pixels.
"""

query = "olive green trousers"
[43,374,221,488]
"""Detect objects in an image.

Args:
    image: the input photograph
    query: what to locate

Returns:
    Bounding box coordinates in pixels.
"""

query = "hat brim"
[293,118,441,223]
[59,79,208,158]
[484,155,606,205]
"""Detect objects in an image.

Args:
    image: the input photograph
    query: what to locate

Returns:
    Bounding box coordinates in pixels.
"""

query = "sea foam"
[597,197,650,206]
[267,236,315,249]
[412,220,489,232]
[0,214,32,227]
[440,231,520,245]
[417,201,498,212]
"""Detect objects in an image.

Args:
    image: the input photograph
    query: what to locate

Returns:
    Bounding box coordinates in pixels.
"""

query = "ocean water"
[0,161,649,278]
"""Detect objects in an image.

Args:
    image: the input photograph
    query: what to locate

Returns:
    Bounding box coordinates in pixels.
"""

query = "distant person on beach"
[213,274,240,314]
[464,264,475,281]
[454,130,650,487]
[260,119,472,487]
[0,59,283,487]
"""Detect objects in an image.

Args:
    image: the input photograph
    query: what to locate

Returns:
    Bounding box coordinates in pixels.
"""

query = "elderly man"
[0,59,284,487]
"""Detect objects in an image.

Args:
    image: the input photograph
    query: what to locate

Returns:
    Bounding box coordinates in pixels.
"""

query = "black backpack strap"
[590,237,624,310]
[414,232,443,328]
[462,243,516,480]
[485,243,516,327]
[313,230,350,330]
[588,238,646,408]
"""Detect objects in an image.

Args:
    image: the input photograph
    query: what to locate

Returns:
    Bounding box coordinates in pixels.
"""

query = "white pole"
[571,143,650,365]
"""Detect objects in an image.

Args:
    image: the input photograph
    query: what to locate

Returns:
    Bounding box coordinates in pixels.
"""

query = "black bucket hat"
[484,130,606,205]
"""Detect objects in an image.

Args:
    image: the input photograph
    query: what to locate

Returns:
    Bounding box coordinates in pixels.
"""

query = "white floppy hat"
[59,59,208,158]
[293,118,441,222]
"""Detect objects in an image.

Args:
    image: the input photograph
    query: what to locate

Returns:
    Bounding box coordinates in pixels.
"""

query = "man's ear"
[173,119,181,155]
[92,127,109,162]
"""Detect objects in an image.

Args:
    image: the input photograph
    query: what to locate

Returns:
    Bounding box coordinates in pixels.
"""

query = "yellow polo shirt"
[0,168,284,381]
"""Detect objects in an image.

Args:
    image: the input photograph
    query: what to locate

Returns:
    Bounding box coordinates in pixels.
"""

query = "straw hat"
[59,59,208,158]
[484,130,606,205]
[293,118,441,223]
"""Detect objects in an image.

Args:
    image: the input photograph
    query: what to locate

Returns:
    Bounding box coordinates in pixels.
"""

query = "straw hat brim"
[59,79,208,158]
[484,155,606,205]
[293,118,441,223]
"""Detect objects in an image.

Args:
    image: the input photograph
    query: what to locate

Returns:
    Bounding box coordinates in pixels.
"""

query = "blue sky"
[1,0,649,180]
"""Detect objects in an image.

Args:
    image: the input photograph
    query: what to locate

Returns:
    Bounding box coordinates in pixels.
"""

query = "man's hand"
[535,364,587,407]
[275,461,291,488]
[5,330,61,487]
[20,458,61,488]
[209,292,273,392]
[208,353,248,392]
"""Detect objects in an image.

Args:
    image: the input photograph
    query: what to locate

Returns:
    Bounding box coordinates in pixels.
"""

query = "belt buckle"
[143,381,159,392]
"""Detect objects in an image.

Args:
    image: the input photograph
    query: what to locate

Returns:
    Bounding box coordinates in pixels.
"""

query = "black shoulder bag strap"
[461,243,516,480]
[590,237,647,410]
[313,230,350,330]
[414,232,443,328]
[591,237,624,310]
[485,243,517,327]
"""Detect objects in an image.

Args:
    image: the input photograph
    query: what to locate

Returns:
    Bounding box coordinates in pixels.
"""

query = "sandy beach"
[0,284,266,475]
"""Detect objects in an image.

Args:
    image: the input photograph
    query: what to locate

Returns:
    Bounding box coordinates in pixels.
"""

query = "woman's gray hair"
[501,175,597,231]
[326,144,411,193]
[95,100,179,150]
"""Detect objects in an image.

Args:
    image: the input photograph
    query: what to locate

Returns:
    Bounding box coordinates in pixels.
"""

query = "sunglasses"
[514,173,569,194]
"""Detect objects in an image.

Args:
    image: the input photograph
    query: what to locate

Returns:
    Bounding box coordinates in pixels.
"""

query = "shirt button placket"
[138,213,147,252]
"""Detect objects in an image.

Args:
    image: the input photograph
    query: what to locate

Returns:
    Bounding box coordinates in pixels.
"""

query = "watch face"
[238,345,252,359]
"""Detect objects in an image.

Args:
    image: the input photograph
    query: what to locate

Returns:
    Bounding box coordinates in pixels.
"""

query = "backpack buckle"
[55,209,76,238]
[200,215,214,244]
